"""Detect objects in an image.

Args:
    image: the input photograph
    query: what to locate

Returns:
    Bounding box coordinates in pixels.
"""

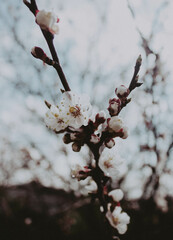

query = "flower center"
[112,217,119,226]
[69,106,81,118]
[57,119,64,124]
[104,158,113,168]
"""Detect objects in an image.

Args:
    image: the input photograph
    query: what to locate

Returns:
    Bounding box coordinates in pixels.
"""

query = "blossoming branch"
[23,0,142,237]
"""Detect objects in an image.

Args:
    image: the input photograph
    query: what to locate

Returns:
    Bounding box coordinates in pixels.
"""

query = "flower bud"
[72,142,81,152]
[90,134,100,144]
[70,133,77,141]
[36,10,60,34]
[108,189,124,202]
[105,138,115,148]
[108,98,121,116]
[95,111,106,124]
[97,110,106,119]
[108,116,123,133]
[63,133,71,144]
[71,164,91,180]
[115,85,129,99]
[100,206,104,213]
[31,46,46,59]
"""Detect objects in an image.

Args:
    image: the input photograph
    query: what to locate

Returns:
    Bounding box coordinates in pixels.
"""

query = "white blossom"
[45,91,92,131]
[45,105,68,131]
[106,206,130,234]
[58,91,92,129]
[36,10,60,34]
[108,189,124,202]
[98,148,124,179]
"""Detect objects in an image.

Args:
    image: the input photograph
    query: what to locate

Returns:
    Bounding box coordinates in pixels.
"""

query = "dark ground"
[0,182,173,240]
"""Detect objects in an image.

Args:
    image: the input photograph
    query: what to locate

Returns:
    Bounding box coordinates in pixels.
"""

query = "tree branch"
[23,0,71,91]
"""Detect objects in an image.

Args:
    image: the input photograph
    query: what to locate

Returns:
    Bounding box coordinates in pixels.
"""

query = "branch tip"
[136,82,143,87]
[136,54,142,66]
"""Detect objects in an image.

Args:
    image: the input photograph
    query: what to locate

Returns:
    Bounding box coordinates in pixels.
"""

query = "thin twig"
[128,55,142,92]
[23,0,71,91]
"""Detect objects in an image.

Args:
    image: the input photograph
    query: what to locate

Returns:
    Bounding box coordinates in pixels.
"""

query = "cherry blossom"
[106,206,130,234]
[58,91,92,129]
[45,105,68,131]
[98,148,124,179]
[45,91,92,131]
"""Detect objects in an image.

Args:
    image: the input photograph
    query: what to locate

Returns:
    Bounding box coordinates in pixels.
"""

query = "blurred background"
[0,0,173,239]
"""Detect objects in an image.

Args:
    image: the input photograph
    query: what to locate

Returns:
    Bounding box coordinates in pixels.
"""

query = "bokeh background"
[0,0,173,239]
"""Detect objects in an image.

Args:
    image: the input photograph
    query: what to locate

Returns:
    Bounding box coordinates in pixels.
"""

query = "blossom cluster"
[44,86,130,234]
[24,2,142,237]
[45,86,129,153]
[45,91,92,131]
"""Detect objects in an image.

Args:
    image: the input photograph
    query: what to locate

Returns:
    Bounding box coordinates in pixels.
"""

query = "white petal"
[116,224,127,234]
[108,189,124,202]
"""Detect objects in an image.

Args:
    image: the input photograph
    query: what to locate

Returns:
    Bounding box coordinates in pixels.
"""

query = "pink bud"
[90,134,100,144]
[31,46,46,59]
[95,111,106,124]
[115,85,129,99]
[108,98,121,116]
[105,138,115,148]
